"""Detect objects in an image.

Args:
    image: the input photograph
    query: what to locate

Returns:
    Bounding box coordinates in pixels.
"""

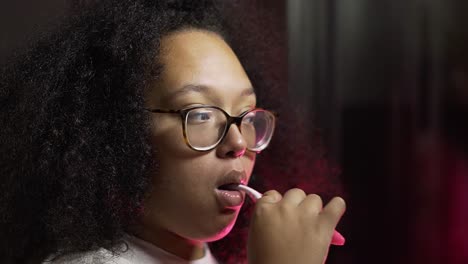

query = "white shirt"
[43,234,219,264]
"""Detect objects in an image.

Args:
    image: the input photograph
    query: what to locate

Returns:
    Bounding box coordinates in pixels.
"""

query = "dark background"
[2,1,467,264]
[286,1,468,264]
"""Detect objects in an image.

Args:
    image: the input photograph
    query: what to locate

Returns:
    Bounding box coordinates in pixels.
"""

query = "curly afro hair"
[0,0,238,263]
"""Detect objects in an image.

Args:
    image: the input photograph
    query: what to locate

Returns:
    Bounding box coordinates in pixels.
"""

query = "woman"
[0,0,345,263]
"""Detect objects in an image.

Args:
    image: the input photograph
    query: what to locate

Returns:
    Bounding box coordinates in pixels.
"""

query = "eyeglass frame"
[144,105,277,152]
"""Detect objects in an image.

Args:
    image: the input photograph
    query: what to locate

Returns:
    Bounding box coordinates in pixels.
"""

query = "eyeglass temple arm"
[144,108,181,114]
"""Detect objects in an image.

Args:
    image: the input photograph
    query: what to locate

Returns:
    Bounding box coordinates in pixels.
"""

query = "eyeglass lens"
[185,107,275,151]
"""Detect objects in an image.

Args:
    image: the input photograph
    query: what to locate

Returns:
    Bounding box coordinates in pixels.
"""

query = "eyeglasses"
[145,106,277,152]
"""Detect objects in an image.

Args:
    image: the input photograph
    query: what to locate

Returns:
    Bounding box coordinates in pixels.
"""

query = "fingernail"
[331,230,346,246]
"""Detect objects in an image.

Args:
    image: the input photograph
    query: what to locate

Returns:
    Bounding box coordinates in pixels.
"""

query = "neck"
[129,225,206,260]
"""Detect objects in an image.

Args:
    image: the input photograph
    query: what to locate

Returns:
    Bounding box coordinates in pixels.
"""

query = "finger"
[281,188,306,206]
[299,193,323,214]
[319,196,346,230]
[331,230,346,246]
[257,190,282,204]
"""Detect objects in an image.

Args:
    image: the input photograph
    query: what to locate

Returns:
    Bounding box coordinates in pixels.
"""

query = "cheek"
[141,144,257,239]
[243,153,256,176]
[150,117,198,159]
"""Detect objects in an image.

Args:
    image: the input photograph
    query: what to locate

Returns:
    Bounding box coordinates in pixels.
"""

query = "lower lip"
[215,189,244,208]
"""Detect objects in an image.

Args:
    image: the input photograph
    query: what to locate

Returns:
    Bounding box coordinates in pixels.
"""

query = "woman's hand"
[247,189,346,264]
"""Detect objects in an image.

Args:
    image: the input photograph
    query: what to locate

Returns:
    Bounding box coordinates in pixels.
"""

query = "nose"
[216,124,247,158]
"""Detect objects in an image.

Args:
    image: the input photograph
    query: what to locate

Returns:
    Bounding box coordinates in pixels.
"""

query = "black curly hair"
[0,0,341,263]
[0,0,235,262]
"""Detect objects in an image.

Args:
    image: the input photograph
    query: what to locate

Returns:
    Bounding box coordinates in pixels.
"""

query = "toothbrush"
[234,184,346,245]
[234,184,262,201]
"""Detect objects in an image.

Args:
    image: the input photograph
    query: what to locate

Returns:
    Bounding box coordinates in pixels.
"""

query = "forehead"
[147,29,255,108]
[161,30,237,68]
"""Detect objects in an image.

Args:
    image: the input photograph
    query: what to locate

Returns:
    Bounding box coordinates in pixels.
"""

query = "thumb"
[257,190,282,204]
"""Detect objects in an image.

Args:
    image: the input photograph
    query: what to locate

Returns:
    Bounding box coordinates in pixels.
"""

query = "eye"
[242,112,256,124]
[187,110,214,124]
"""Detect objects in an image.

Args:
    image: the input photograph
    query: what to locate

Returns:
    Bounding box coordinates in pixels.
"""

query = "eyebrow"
[163,84,255,102]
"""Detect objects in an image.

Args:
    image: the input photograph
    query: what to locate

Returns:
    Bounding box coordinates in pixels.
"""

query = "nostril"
[228,149,245,158]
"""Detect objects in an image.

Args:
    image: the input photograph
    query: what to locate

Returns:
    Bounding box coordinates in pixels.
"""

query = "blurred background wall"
[287,0,468,264]
[1,1,467,264]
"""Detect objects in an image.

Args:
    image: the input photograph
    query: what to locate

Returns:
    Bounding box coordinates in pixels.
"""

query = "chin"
[197,210,239,242]
[203,221,236,242]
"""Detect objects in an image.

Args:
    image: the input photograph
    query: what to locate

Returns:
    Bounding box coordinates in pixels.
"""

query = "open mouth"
[217,183,239,191]
[214,170,247,208]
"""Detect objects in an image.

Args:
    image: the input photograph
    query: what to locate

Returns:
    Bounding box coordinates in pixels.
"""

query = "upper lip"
[216,170,247,188]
